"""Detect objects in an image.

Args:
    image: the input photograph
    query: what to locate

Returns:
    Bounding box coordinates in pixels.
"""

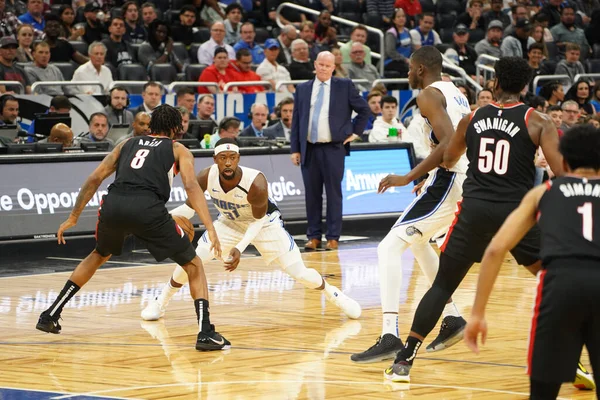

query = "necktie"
[257,131,263,137]
[310,82,325,143]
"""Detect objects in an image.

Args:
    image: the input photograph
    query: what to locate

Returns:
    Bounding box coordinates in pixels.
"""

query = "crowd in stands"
[0,0,599,153]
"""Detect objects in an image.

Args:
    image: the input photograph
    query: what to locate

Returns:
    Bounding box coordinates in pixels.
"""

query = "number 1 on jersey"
[478,138,510,175]
[130,149,150,169]
[577,202,594,241]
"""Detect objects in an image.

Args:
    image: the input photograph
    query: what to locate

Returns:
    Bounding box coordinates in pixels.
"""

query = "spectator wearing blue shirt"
[239,103,269,137]
[233,22,265,64]
[18,0,45,31]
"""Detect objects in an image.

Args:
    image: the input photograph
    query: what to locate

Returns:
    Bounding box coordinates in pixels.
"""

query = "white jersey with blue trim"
[207,164,281,227]
[207,164,261,225]
[423,80,470,174]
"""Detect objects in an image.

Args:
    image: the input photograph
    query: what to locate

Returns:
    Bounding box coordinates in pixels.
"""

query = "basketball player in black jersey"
[35,105,230,351]
[383,56,566,383]
[466,124,600,399]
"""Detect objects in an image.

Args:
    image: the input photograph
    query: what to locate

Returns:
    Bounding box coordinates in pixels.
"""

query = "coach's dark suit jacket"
[290,77,371,165]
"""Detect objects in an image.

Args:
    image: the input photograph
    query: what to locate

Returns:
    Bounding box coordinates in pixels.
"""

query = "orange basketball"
[173,215,195,242]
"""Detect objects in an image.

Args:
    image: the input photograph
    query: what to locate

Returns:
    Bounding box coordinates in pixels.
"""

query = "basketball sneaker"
[141,297,166,321]
[325,285,362,319]
[425,315,466,352]
[36,313,61,334]
[573,362,596,390]
[350,334,404,363]
[383,361,412,383]
[196,325,231,351]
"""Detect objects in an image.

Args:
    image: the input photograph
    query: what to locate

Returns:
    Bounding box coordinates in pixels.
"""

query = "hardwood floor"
[0,244,595,399]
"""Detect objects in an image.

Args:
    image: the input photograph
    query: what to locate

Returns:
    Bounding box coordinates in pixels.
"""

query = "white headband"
[214,143,240,155]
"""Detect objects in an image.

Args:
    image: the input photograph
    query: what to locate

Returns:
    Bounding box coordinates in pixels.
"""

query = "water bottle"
[388,127,399,143]
[203,134,211,149]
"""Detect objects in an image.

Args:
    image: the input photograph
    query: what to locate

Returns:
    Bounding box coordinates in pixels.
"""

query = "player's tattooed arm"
[70,141,124,220]
[57,142,125,244]
[442,114,470,169]
[184,167,211,208]
[176,142,222,257]
[533,111,564,177]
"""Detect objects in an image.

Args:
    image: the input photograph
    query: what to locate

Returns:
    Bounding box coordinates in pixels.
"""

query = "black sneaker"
[350,334,404,363]
[36,313,61,334]
[426,316,466,352]
[196,326,231,351]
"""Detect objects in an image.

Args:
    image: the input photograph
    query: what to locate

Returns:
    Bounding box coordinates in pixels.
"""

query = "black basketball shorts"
[528,261,600,383]
[440,197,540,266]
[95,190,196,266]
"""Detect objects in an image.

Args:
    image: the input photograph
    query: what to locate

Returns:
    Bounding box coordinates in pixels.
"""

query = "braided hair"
[149,104,183,138]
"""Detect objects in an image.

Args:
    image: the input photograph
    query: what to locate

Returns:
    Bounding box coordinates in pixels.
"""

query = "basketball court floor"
[0,236,595,399]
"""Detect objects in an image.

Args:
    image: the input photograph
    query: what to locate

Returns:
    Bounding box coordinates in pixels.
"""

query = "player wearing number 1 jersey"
[141,138,361,322]
[465,125,600,398]
[36,105,231,352]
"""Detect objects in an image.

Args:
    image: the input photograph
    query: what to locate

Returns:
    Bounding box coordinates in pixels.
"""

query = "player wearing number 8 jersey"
[36,105,231,352]
[141,138,361,322]
[384,57,596,386]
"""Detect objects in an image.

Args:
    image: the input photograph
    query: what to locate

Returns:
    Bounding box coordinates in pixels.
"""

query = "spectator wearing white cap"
[256,38,294,93]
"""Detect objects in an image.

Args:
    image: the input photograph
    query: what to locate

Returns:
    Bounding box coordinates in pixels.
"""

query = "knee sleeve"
[378,231,409,314]
[410,241,439,285]
[284,261,323,289]
[195,241,214,264]
[171,264,189,285]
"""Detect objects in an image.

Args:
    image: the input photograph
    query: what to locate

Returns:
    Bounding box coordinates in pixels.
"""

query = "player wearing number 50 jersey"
[141,138,361,322]
[36,105,230,352]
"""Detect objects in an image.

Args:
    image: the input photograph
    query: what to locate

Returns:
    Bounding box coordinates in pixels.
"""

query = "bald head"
[49,123,73,148]
[133,112,151,136]
[211,21,226,43]
[314,51,335,82]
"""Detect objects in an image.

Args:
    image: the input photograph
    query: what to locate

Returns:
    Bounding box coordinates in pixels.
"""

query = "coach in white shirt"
[197,21,236,65]
[71,41,113,95]
[256,38,294,93]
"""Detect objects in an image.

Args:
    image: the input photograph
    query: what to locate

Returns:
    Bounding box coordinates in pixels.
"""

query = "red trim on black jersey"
[527,269,547,376]
[94,198,104,241]
[524,107,535,129]
[173,162,179,176]
[440,201,462,253]
[490,101,524,109]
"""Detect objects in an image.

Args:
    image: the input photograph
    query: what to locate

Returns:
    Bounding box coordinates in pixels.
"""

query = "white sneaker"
[325,286,361,319]
[141,297,166,321]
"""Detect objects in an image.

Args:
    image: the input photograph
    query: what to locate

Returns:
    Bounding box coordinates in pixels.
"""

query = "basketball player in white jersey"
[351,46,470,363]
[142,138,361,321]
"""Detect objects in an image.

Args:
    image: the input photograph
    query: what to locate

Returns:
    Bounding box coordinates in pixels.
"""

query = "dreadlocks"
[149,104,183,138]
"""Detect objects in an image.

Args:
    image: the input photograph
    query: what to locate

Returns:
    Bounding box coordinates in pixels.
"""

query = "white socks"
[382,313,399,336]
[443,302,461,318]
[156,281,180,307]
[378,232,409,337]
